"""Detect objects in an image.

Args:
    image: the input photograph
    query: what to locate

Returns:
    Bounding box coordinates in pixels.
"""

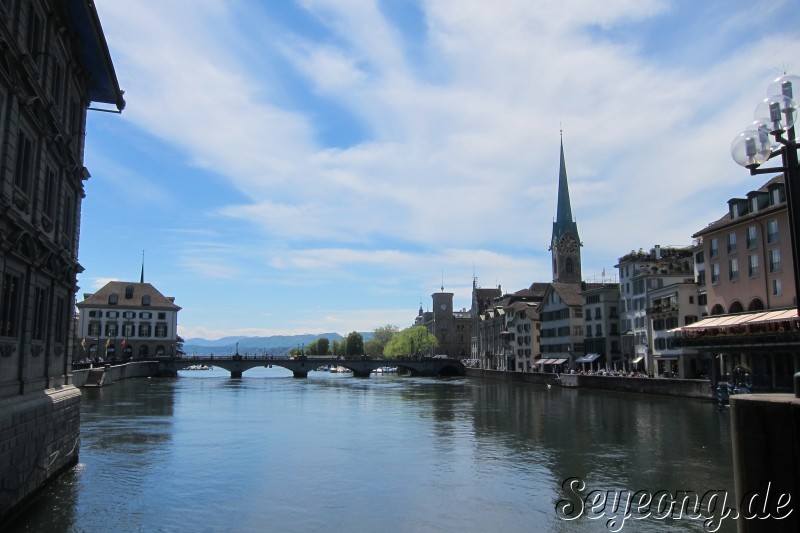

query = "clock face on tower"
[560,234,578,253]
[440,303,447,311]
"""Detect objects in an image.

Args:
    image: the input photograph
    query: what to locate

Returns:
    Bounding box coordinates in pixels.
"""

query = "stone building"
[0,0,124,521]
[415,290,471,358]
[76,281,181,362]
[579,282,621,370]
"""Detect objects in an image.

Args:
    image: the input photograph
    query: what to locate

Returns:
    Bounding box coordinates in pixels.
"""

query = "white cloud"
[90,0,800,337]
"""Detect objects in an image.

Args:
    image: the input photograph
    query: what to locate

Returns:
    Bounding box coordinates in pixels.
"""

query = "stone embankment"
[466,368,714,400]
[72,361,159,388]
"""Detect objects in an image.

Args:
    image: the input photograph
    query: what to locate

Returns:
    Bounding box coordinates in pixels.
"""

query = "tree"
[305,337,330,355]
[331,339,344,356]
[345,331,364,357]
[364,324,399,357]
[384,326,438,358]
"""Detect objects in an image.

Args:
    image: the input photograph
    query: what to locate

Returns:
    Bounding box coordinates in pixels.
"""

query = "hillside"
[181,332,371,356]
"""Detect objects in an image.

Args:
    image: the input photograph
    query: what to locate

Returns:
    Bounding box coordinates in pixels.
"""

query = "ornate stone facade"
[0,0,123,521]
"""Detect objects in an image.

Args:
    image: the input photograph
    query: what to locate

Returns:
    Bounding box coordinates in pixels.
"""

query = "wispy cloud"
[85,0,800,338]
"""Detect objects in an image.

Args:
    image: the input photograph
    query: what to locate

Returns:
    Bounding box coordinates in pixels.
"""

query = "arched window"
[139,345,149,357]
[566,258,573,274]
[156,345,165,356]
[710,304,725,316]
[729,301,744,313]
[748,298,765,311]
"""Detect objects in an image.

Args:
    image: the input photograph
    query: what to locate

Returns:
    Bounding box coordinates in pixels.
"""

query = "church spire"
[550,136,582,283]
[553,137,579,242]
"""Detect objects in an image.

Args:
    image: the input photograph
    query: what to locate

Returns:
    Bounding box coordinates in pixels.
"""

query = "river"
[8,368,735,532]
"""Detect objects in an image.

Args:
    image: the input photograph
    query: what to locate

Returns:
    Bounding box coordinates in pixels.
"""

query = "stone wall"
[466,368,714,399]
[72,361,159,388]
[0,386,81,524]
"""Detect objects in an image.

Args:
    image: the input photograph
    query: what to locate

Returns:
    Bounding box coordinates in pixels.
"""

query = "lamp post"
[731,74,800,316]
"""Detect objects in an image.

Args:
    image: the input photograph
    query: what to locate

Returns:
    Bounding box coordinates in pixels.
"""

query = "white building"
[76,281,181,361]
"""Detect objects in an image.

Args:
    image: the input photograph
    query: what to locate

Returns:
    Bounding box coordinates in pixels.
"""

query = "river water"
[8,368,736,532]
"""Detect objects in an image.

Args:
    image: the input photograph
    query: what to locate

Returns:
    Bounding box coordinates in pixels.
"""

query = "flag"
[121,339,127,349]
[81,338,87,348]
[106,338,111,347]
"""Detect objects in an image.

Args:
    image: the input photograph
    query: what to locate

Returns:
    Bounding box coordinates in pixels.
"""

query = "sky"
[79,0,800,340]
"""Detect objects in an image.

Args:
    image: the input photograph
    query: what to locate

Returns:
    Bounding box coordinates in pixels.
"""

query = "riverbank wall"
[72,361,159,388]
[465,368,715,400]
[0,387,81,526]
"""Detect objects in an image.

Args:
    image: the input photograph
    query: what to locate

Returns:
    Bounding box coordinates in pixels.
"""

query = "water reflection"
[8,370,734,532]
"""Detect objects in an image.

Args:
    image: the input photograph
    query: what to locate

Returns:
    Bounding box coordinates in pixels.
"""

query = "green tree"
[364,324,399,357]
[345,331,364,357]
[305,337,330,355]
[384,326,437,358]
[331,339,344,356]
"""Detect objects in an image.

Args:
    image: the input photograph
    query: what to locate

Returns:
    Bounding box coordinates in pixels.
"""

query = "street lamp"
[731,74,800,315]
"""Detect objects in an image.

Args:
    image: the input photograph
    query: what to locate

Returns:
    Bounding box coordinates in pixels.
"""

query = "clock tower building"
[550,139,582,283]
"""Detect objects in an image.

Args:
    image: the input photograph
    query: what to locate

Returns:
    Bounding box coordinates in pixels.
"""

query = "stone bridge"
[157,355,466,379]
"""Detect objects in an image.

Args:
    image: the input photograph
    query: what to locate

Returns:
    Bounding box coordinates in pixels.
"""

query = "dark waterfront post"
[730,75,800,533]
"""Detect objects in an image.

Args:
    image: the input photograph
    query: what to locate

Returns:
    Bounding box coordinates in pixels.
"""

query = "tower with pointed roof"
[550,138,582,283]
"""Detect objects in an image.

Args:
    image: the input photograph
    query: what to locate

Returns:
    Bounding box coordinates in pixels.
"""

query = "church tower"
[550,138,582,283]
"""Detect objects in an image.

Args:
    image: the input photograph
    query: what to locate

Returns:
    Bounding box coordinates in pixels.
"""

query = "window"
[0,272,21,338]
[711,264,720,284]
[698,294,707,305]
[108,294,118,305]
[695,251,704,264]
[62,189,75,239]
[142,295,151,306]
[138,323,152,337]
[123,311,136,319]
[769,249,781,273]
[565,258,573,274]
[88,322,100,337]
[125,286,134,299]
[728,258,739,281]
[709,238,719,258]
[157,312,166,320]
[767,220,779,244]
[32,286,48,341]
[43,166,57,220]
[122,323,135,337]
[14,128,34,195]
[139,312,152,319]
[748,255,759,277]
[106,311,119,318]
[595,324,602,336]
[105,322,118,336]
[727,233,737,254]
[594,308,601,319]
[697,271,706,286]
[773,279,782,296]
[155,323,168,338]
[746,226,757,249]
[689,296,694,304]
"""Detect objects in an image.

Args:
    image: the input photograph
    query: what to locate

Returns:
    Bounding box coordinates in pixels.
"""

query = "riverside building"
[0,0,124,521]
[76,281,181,362]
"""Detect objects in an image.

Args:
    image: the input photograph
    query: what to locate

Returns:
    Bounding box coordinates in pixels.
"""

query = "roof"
[62,0,125,110]
[693,175,784,238]
[78,281,181,311]
[550,282,584,306]
[552,139,580,243]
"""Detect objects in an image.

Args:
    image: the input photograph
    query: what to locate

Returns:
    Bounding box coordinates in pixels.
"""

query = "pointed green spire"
[552,138,579,242]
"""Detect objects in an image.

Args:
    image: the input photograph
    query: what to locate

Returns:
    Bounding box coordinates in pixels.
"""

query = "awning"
[575,353,602,363]
[632,356,644,364]
[655,354,679,359]
[547,358,568,365]
[671,308,799,332]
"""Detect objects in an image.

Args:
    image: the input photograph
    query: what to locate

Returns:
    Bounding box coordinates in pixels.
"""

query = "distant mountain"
[181,332,371,356]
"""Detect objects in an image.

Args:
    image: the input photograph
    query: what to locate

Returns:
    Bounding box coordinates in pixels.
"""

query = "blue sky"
[81,0,800,340]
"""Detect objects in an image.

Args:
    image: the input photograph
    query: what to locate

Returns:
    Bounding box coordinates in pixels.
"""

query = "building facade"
[76,281,181,362]
[675,176,800,390]
[0,0,123,520]
[616,245,695,373]
[579,283,621,370]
